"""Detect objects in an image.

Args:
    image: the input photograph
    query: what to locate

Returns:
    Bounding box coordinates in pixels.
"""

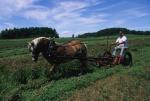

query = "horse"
[28,37,88,79]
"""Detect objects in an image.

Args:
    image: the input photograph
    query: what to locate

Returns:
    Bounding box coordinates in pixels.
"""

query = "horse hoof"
[78,73,82,76]
[47,76,53,81]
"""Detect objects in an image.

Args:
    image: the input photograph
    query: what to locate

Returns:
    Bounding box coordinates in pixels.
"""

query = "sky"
[0,0,150,37]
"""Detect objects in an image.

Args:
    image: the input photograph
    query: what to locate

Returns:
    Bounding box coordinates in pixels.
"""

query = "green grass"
[0,35,150,101]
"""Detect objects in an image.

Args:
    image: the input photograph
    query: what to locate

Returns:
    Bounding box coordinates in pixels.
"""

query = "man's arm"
[117,41,125,45]
[112,38,119,45]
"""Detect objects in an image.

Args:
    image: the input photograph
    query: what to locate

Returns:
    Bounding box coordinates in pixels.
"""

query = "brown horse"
[28,37,87,78]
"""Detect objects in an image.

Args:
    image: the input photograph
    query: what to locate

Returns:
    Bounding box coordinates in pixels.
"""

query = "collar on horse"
[47,44,57,57]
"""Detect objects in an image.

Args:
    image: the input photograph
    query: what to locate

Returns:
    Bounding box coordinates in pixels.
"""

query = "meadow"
[0,35,150,101]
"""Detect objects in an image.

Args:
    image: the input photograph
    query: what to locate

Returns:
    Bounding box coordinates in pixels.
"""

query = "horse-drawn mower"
[28,36,133,80]
[89,44,133,67]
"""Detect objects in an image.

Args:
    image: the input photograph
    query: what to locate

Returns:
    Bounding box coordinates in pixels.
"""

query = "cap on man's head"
[119,31,125,34]
[119,31,123,34]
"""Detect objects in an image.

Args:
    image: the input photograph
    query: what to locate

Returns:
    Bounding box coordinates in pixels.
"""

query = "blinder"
[47,40,57,56]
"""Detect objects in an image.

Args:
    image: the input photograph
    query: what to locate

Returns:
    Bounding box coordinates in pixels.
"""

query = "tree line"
[0,27,59,39]
[78,28,150,38]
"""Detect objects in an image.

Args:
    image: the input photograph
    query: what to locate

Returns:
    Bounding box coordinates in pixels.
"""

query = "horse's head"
[28,41,40,62]
[28,37,50,62]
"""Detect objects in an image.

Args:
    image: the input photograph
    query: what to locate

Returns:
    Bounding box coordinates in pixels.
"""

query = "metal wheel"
[97,51,113,67]
[122,51,133,67]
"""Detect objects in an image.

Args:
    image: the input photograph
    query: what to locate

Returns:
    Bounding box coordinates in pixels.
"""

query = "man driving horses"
[112,31,128,64]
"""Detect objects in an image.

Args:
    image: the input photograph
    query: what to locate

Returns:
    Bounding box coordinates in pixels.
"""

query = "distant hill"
[0,27,59,39]
[78,28,150,38]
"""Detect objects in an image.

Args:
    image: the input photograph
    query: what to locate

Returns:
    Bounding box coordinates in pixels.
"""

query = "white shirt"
[116,36,128,47]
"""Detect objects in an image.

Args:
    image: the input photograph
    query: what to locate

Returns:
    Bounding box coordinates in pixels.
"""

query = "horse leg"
[79,59,87,74]
[48,64,54,78]
[48,64,59,80]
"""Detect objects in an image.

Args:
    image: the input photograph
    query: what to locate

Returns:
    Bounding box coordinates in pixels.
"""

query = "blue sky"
[0,0,150,37]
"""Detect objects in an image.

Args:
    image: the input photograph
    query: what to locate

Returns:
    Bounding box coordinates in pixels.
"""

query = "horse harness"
[47,42,84,58]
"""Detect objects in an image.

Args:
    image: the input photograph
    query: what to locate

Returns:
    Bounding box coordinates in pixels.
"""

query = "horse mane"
[31,37,49,44]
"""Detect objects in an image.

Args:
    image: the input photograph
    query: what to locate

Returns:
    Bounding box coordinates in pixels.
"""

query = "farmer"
[112,31,128,64]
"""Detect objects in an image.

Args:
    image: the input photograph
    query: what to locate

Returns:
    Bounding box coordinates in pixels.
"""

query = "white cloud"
[4,22,16,28]
[20,0,108,37]
[0,22,16,31]
[50,1,89,20]
[114,19,126,25]
[23,1,89,21]
[58,1,88,12]
[130,26,150,31]
[24,9,50,20]
[95,1,126,12]
[75,15,106,25]
[59,30,74,37]
[123,8,149,18]
[0,0,38,17]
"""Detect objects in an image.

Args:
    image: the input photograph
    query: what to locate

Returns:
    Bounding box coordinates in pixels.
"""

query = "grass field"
[0,35,150,101]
